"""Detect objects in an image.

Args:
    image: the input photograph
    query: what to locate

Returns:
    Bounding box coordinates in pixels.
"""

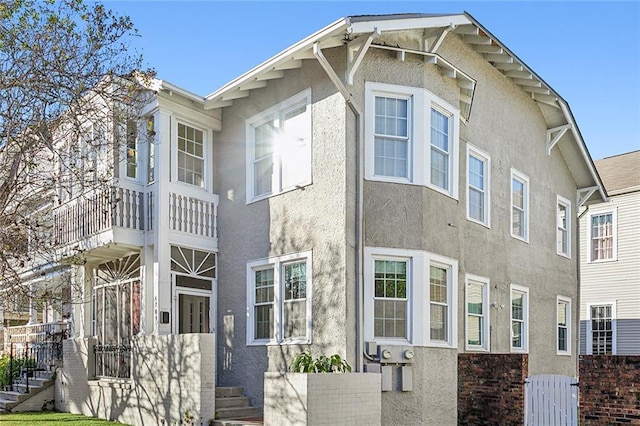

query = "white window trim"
[245,88,312,204]
[510,168,530,243]
[363,247,458,348]
[510,284,529,353]
[364,82,460,199]
[171,118,211,190]
[556,295,571,356]
[556,195,572,258]
[466,145,491,228]
[246,250,312,346]
[586,206,618,263]
[586,301,617,355]
[465,274,490,352]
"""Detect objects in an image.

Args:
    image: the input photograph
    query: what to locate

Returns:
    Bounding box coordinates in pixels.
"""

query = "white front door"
[172,274,216,334]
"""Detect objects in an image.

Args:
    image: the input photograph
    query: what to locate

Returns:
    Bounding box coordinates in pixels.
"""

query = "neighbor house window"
[365,82,460,198]
[511,169,529,241]
[147,116,156,184]
[364,247,458,347]
[557,296,571,355]
[247,251,312,344]
[556,196,571,257]
[588,209,616,262]
[467,145,490,226]
[589,304,615,355]
[465,275,490,351]
[177,123,205,187]
[510,285,529,352]
[246,89,312,202]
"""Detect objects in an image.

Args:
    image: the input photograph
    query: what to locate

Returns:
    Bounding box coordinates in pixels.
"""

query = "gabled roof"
[594,150,640,195]
[204,12,606,203]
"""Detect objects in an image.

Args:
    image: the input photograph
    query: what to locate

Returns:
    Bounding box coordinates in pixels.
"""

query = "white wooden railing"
[168,192,218,239]
[53,184,145,246]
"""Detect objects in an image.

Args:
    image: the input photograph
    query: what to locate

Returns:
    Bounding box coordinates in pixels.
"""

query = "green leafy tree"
[0,0,152,316]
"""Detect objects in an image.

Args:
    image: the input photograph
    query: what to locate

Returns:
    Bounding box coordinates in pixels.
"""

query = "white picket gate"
[525,374,578,426]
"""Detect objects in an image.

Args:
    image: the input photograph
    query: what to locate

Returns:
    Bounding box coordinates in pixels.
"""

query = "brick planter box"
[263,372,381,425]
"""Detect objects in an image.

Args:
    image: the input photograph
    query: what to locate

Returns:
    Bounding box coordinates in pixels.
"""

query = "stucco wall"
[56,334,215,425]
[213,49,351,406]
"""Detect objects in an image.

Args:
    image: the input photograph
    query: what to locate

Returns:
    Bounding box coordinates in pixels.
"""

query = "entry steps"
[0,370,55,412]
[213,386,262,426]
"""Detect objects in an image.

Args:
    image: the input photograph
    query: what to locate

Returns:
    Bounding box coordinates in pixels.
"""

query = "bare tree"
[0,0,153,316]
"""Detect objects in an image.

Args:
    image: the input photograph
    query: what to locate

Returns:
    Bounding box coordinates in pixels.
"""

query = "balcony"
[52,183,145,252]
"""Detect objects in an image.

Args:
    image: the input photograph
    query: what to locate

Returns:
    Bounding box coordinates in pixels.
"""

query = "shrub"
[290,351,352,373]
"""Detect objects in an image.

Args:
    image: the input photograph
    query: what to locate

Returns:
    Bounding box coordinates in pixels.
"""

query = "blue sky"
[105,1,640,161]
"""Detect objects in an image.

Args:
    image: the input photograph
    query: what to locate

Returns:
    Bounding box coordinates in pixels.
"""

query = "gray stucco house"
[2,12,607,425]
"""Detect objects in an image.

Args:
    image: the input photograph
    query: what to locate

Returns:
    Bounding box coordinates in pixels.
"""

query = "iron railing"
[94,344,131,379]
[4,336,66,393]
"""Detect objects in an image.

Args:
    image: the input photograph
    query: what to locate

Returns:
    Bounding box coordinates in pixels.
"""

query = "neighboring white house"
[1,12,608,425]
[580,150,640,355]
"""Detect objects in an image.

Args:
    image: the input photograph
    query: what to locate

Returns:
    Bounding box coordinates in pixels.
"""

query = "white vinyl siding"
[465,275,490,351]
[466,145,491,227]
[364,247,458,347]
[365,82,460,199]
[246,89,312,203]
[510,169,529,242]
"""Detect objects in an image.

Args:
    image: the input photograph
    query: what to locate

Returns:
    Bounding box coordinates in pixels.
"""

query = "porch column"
[28,282,38,324]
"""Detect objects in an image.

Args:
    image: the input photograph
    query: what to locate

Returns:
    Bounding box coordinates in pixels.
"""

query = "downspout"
[312,43,365,372]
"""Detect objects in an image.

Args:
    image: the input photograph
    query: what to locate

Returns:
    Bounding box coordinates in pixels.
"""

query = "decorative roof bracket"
[347,28,380,85]
[426,24,456,53]
[577,186,598,209]
[546,123,573,155]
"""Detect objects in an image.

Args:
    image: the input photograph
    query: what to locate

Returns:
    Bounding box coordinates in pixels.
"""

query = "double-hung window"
[177,123,205,187]
[364,247,457,347]
[365,82,459,198]
[247,251,312,345]
[246,89,312,202]
[465,275,490,351]
[556,196,571,257]
[126,120,138,179]
[510,285,529,352]
[557,296,571,355]
[588,209,616,262]
[510,169,529,242]
[589,303,615,355]
[467,145,491,226]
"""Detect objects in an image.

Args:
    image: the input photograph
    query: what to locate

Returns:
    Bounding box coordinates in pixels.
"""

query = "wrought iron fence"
[94,344,131,379]
[4,338,65,393]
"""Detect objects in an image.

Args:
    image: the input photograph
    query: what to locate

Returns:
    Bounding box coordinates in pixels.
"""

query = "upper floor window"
[557,296,571,355]
[126,120,138,179]
[588,209,616,262]
[365,82,460,199]
[177,123,205,187]
[510,169,529,242]
[510,284,529,352]
[556,195,571,258]
[246,89,312,203]
[246,250,312,345]
[465,274,490,351]
[364,247,458,347]
[147,116,156,184]
[467,145,490,227]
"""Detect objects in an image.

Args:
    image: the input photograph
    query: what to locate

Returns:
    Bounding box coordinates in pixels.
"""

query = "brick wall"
[458,353,528,425]
[580,355,640,425]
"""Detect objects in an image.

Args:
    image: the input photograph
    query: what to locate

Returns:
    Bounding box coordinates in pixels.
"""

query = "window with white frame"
[364,247,457,347]
[589,304,615,355]
[247,251,312,345]
[147,116,156,184]
[365,82,460,198]
[510,169,529,241]
[467,146,490,226]
[246,89,312,202]
[557,296,571,355]
[588,209,616,262]
[556,196,571,257]
[510,285,529,352]
[177,122,205,187]
[126,120,138,179]
[465,275,490,351]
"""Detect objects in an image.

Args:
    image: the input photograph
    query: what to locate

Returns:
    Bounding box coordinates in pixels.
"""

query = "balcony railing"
[169,192,218,239]
[4,321,70,347]
[53,185,145,246]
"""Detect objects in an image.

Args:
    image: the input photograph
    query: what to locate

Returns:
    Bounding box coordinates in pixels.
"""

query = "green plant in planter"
[290,351,352,373]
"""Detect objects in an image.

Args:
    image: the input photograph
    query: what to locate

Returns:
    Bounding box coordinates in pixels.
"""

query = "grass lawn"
[0,411,127,425]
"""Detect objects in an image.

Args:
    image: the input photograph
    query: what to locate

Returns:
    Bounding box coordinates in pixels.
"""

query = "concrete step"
[212,417,263,426]
[216,406,262,420]
[215,396,250,409]
[0,391,28,403]
[216,386,244,398]
[14,377,50,387]
[0,397,18,411]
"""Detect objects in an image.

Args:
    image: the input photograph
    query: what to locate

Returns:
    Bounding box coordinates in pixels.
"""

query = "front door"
[178,293,210,333]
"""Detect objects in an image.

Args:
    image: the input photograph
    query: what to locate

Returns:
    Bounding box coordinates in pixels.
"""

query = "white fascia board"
[204,18,349,107]
[347,14,471,35]
[157,80,206,105]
